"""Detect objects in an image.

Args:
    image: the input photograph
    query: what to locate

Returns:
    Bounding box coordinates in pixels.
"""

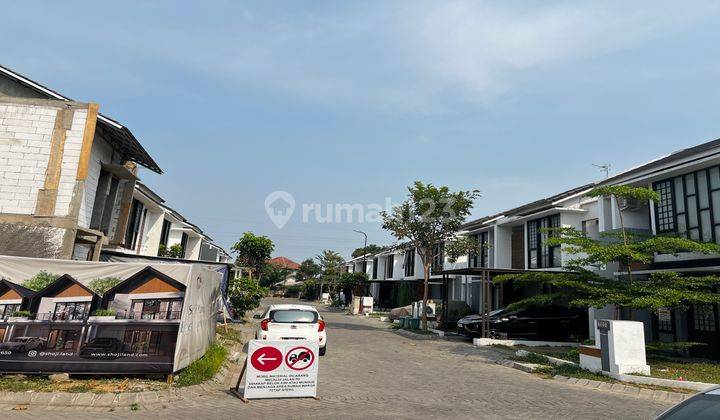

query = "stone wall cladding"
[0,103,56,214]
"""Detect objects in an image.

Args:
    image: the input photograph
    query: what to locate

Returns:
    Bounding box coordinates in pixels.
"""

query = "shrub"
[301,279,318,300]
[23,271,58,291]
[175,342,228,387]
[227,277,267,318]
[91,309,116,317]
[284,284,302,297]
[11,310,31,318]
[88,277,122,296]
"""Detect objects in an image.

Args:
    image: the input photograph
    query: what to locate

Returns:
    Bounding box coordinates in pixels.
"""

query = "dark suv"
[457,306,587,342]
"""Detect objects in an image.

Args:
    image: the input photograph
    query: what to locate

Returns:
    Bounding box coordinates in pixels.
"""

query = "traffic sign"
[240,340,319,400]
[250,346,282,372]
[285,346,315,371]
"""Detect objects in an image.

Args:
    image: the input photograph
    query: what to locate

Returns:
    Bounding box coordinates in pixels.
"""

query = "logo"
[265,191,295,229]
[27,350,37,358]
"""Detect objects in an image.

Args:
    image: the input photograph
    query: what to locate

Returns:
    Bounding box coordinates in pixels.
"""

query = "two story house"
[0,64,162,261]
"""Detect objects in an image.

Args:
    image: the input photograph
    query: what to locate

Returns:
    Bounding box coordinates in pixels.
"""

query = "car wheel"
[319,346,326,356]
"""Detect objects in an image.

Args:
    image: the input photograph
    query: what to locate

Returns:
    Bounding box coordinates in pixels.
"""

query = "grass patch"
[510,353,551,365]
[515,346,580,363]
[216,325,244,344]
[0,376,168,393]
[174,342,228,387]
[649,356,720,384]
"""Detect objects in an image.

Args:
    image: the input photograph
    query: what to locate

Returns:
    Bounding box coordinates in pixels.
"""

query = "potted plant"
[7,310,32,322]
[88,309,117,322]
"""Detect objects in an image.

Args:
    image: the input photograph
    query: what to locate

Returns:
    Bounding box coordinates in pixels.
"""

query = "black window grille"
[693,304,717,332]
[527,214,560,269]
[385,255,394,278]
[654,166,720,243]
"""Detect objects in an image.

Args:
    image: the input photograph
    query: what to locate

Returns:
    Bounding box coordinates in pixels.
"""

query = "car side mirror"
[253,314,262,319]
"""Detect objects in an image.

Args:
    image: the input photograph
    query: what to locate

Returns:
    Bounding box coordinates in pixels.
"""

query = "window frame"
[527,214,561,269]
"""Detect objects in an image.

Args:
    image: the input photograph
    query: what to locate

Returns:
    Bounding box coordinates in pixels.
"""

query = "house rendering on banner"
[0,257,219,374]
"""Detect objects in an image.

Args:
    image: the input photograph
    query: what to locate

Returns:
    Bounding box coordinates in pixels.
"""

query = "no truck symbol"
[285,346,315,371]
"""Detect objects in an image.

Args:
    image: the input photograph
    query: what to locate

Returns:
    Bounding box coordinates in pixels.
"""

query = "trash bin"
[408,318,420,329]
[400,316,410,328]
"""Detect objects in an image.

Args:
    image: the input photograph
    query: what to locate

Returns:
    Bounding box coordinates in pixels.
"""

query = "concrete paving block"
[116,393,140,406]
[92,393,118,407]
[49,392,75,406]
[652,390,669,401]
[638,388,655,400]
[610,383,626,393]
[29,392,54,405]
[138,391,160,405]
[70,392,96,406]
[585,380,602,389]
[575,379,590,387]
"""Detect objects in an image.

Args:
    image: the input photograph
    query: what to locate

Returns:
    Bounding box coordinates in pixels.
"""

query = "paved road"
[5,299,672,419]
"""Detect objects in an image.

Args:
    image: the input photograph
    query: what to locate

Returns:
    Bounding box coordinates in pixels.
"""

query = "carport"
[437,267,558,335]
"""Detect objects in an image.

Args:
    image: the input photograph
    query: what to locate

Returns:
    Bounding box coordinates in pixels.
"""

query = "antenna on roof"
[593,163,611,179]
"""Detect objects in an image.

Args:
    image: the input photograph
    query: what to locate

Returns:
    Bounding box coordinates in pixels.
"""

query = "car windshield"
[488,308,507,317]
[270,309,318,323]
[658,394,720,419]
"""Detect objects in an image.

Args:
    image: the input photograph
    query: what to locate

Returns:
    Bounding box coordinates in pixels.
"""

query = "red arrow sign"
[250,346,283,372]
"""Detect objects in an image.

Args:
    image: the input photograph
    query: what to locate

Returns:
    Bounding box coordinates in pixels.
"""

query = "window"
[158,219,172,255]
[52,302,89,321]
[180,232,189,258]
[47,329,81,351]
[0,304,19,318]
[469,232,490,268]
[372,257,379,279]
[654,166,720,243]
[657,308,673,333]
[403,249,415,277]
[431,243,444,272]
[693,304,717,332]
[122,330,174,355]
[130,299,183,320]
[125,199,145,250]
[527,214,561,269]
[385,255,394,279]
[90,169,120,235]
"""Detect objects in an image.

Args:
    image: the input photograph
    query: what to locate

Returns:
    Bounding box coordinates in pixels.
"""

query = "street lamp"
[353,229,368,296]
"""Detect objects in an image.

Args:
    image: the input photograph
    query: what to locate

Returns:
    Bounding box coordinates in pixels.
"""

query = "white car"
[254,304,327,356]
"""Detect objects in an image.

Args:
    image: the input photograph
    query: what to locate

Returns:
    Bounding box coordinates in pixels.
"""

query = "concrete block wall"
[0,102,55,213]
[0,102,88,217]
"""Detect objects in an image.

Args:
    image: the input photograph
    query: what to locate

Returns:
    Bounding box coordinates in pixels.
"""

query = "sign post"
[232,340,319,401]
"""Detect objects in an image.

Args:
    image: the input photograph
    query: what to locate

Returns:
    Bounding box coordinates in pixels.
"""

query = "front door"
[688,304,720,359]
[511,226,525,269]
[469,280,481,313]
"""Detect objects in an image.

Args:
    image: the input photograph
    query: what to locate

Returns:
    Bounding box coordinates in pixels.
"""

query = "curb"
[393,328,439,340]
[552,375,689,403]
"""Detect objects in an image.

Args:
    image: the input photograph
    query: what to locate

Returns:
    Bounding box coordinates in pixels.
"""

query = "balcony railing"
[115,310,182,321]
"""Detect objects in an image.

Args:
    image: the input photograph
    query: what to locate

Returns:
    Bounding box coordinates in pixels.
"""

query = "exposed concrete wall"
[0,222,71,259]
[0,76,45,99]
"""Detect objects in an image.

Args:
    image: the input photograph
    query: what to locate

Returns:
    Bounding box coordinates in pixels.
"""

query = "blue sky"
[4,1,720,262]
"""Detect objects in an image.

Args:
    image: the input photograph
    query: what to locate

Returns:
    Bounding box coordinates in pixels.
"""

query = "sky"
[4,1,720,262]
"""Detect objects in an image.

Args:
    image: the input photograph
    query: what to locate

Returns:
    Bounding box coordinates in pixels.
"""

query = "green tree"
[296,259,321,283]
[231,232,274,280]
[158,243,184,258]
[381,181,480,330]
[23,270,58,291]
[316,250,344,298]
[88,277,122,296]
[495,185,720,318]
[351,244,388,259]
[227,276,267,318]
[260,264,291,288]
[338,271,368,289]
